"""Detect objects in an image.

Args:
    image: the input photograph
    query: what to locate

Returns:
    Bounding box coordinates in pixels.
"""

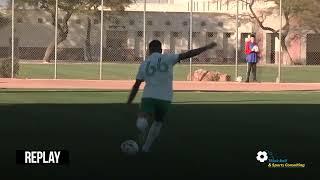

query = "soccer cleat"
[141,145,150,153]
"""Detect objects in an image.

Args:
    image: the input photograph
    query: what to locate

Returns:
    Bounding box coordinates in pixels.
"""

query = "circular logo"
[256,151,268,162]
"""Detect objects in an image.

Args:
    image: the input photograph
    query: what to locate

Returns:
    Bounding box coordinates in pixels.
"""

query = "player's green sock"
[136,117,148,146]
[142,121,162,152]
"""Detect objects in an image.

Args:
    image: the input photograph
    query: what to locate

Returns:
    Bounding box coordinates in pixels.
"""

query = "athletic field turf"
[1,91,319,178]
[17,63,320,83]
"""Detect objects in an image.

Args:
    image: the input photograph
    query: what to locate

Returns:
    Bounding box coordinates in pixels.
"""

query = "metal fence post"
[54,0,58,79]
[189,0,193,80]
[277,0,282,83]
[99,0,104,80]
[11,0,15,78]
[235,0,239,80]
[143,0,146,61]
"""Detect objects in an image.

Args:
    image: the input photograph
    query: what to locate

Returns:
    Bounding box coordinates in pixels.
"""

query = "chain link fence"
[0,0,320,82]
[102,8,143,80]
[0,0,14,78]
[15,2,55,79]
[56,9,102,80]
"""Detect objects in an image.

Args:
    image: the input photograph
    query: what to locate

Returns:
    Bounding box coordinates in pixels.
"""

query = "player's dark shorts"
[140,98,171,122]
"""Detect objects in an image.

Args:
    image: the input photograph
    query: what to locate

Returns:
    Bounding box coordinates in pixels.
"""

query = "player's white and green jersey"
[136,52,179,102]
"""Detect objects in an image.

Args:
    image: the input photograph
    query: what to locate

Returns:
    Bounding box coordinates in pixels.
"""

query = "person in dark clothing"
[245,34,259,82]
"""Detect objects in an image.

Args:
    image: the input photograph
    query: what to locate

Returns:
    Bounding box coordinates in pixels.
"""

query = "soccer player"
[245,34,259,83]
[127,40,217,152]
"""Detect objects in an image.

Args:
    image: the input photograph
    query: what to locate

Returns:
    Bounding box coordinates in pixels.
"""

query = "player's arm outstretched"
[127,79,143,104]
[177,42,217,62]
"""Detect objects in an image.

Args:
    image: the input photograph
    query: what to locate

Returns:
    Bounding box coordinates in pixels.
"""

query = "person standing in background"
[245,34,259,83]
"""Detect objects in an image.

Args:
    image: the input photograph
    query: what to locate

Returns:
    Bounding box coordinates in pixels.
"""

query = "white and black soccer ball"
[252,45,259,52]
[236,76,243,82]
[120,140,139,155]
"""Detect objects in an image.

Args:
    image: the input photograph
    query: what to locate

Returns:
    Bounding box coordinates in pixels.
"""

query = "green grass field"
[17,63,320,82]
[1,91,319,178]
[1,90,320,104]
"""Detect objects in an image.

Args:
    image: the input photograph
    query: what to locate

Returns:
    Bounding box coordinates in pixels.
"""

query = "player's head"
[148,40,162,54]
[250,34,256,43]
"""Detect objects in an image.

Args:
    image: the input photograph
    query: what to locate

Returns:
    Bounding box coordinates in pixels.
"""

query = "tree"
[295,0,320,33]
[239,0,320,64]
[84,16,93,61]
[14,0,134,62]
[210,0,300,64]
[235,0,297,64]
[0,8,19,78]
[0,9,10,29]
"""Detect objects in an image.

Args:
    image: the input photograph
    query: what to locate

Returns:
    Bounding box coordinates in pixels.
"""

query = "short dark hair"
[250,34,256,38]
[149,40,162,52]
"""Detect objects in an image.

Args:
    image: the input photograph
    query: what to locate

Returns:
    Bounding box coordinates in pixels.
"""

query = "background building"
[0,0,318,65]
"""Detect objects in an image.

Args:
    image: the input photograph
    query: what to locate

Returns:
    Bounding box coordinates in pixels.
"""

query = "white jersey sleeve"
[164,53,180,65]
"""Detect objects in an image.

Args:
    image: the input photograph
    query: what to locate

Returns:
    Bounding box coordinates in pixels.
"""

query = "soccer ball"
[236,76,243,82]
[252,45,259,52]
[120,140,139,155]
